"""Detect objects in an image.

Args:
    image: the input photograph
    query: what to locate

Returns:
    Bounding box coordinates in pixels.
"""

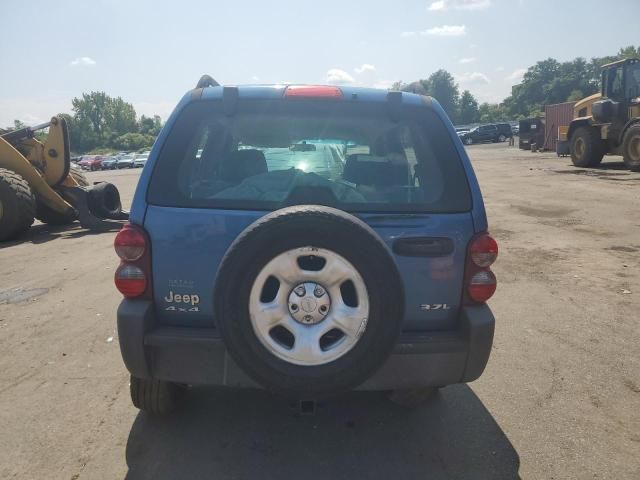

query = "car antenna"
[195,75,220,88]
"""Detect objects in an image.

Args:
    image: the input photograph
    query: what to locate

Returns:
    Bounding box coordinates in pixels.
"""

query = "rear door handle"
[392,237,454,257]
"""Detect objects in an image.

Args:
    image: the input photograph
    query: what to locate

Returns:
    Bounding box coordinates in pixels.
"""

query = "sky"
[1,0,638,127]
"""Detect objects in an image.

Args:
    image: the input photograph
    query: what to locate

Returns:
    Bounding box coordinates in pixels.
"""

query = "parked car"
[133,151,150,168]
[494,123,513,142]
[116,154,135,169]
[459,124,499,145]
[77,155,105,171]
[114,81,498,414]
[100,156,119,170]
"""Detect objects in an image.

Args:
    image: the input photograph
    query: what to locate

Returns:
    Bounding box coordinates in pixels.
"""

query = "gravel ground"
[0,144,638,479]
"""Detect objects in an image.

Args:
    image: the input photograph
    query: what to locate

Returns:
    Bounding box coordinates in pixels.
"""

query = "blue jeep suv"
[115,78,498,414]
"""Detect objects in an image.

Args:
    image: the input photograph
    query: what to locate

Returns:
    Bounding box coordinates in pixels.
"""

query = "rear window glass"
[148,100,471,213]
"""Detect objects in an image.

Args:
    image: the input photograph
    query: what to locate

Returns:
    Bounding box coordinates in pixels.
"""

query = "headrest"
[219,149,267,182]
[343,154,409,187]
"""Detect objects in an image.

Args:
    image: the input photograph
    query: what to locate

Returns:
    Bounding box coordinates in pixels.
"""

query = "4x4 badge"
[164,290,200,312]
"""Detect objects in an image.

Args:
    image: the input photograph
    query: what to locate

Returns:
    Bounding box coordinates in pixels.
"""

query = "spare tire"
[87,182,122,218]
[214,205,404,396]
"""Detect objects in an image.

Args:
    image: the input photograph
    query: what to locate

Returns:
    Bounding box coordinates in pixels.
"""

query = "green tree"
[112,132,154,151]
[399,70,460,121]
[478,103,507,123]
[426,70,460,122]
[459,90,479,124]
[61,113,99,153]
[138,115,163,136]
[104,97,137,139]
[567,89,584,102]
[72,91,109,137]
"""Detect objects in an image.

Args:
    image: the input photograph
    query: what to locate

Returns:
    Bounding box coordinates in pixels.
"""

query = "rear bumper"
[117,301,494,390]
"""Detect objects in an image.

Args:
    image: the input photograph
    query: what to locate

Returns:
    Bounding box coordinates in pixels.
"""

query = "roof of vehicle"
[192,83,431,109]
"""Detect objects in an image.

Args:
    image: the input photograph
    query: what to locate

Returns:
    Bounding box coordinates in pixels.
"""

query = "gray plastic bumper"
[117,300,494,390]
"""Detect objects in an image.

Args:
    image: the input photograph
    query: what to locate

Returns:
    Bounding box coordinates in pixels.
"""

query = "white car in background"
[133,151,150,168]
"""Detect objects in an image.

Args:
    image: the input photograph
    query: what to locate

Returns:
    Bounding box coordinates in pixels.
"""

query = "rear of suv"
[115,79,498,414]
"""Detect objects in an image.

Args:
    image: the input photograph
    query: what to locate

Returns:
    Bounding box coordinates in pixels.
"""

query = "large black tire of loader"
[213,205,405,397]
[570,126,605,167]
[36,164,89,225]
[130,376,184,415]
[622,123,640,172]
[87,182,122,218]
[0,168,35,242]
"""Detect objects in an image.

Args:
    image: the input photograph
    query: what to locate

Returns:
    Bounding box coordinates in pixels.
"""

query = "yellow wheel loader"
[567,58,640,171]
[0,116,128,241]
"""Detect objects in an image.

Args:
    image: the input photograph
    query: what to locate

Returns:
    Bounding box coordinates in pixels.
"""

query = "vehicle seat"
[219,149,268,183]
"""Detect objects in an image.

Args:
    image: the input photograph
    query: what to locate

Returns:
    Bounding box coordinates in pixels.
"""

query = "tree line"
[61,92,162,153]
[4,92,163,154]
[395,45,639,125]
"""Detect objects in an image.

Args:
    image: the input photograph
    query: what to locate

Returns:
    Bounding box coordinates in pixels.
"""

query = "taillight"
[470,234,498,267]
[114,264,147,297]
[114,224,145,261]
[464,233,498,304]
[114,224,151,299]
[284,85,343,99]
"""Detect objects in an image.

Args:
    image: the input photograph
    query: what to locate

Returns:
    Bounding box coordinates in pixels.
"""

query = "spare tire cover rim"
[249,246,370,366]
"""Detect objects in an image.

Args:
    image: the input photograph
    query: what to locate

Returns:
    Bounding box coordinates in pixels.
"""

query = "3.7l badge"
[420,303,451,311]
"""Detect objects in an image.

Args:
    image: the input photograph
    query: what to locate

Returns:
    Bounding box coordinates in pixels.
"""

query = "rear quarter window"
[148,99,471,213]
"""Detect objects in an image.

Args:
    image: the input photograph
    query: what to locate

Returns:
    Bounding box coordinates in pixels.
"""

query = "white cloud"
[354,64,375,74]
[428,0,491,11]
[251,75,260,82]
[496,66,505,71]
[326,69,355,85]
[456,0,491,9]
[458,57,476,64]
[423,25,466,36]
[400,31,417,37]
[69,56,96,67]
[457,72,490,84]
[505,68,527,83]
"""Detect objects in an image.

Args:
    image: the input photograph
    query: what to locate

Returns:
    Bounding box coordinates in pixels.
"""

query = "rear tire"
[389,387,440,409]
[0,169,35,241]
[130,376,183,415]
[622,124,640,172]
[498,134,507,142]
[570,126,605,167]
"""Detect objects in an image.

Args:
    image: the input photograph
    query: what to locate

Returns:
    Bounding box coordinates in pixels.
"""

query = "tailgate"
[145,206,473,331]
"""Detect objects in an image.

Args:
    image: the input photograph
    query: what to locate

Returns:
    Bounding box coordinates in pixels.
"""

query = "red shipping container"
[544,102,575,151]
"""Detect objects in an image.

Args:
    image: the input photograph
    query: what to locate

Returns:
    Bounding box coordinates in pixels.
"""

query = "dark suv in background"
[460,124,512,145]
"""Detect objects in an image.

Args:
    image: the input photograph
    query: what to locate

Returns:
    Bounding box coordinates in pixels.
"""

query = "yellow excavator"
[567,58,640,171]
[0,116,128,241]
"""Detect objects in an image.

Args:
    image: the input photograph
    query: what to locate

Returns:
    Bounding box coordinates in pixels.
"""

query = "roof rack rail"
[195,75,220,89]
